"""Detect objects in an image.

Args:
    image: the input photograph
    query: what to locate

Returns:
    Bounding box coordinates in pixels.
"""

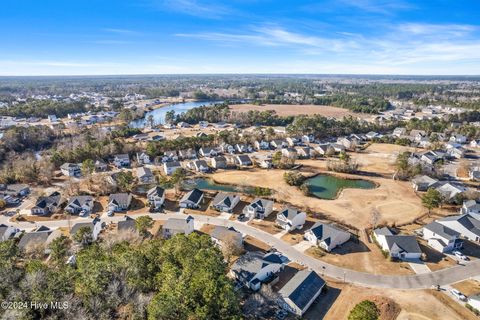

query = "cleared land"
[210,144,425,228]
[311,283,476,320]
[229,103,370,119]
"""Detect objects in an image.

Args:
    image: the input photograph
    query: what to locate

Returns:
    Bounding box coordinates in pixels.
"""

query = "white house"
[136,166,155,184]
[210,226,243,250]
[437,214,480,242]
[235,154,253,166]
[65,196,94,216]
[374,229,422,260]
[411,175,438,192]
[147,186,165,210]
[422,221,462,253]
[107,193,132,212]
[179,188,204,209]
[163,161,182,176]
[275,207,306,232]
[211,193,240,213]
[304,223,350,252]
[189,160,210,173]
[162,215,194,239]
[468,294,480,312]
[243,198,274,220]
[136,152,151,165]
[450,134,467,144]
[230,251,284,291]
[199,147,218,158]
[60,163,81,177]
[113,154,130,168]
[278,269,325,316]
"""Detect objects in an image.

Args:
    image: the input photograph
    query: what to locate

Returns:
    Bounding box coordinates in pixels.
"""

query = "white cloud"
[149,0,231,19]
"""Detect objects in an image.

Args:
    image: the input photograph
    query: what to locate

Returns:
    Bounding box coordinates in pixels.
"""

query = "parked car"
[450,289,467,301]
[237,213,246,221]
[453,250,469,261]
[107,210,114,217]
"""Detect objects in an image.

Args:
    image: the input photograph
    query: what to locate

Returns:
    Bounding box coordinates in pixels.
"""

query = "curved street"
[4,212,480,290]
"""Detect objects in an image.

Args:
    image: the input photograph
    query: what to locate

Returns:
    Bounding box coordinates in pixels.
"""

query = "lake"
[182,178,256,194]
[305,174,376,200]
[129,100,221,128]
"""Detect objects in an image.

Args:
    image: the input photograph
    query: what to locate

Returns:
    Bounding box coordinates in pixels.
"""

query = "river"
[129,100,221,128]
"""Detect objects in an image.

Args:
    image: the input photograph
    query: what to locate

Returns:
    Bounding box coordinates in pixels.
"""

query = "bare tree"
[370,208,381,229]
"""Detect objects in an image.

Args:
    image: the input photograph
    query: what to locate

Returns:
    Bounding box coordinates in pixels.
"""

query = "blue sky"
[1,0,480,75]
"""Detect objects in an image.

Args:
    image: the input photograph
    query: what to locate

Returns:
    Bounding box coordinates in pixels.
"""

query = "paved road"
[3,212,480,290]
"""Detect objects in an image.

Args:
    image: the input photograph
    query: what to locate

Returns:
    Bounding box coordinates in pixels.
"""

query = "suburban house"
[107,193,132,212]
[374,228,422,259]
[392,127,407,137]
[304,223,351,252]
[118,216,136,233]
[278,269,325,316]
[3,184,30,197]
[65,195,95,216]
[220,144,235,154]
[470,140,480,148]
[136,152,151,165]
[17,226,53,251]
[0,224,19,241]
[281,148,298,159]
[243,198,274,220]
[230,251,284,291]
[178,149,197,160]
[210,226,243,250]
[435,182,467,201]
[136,167,156,184]
[163,150,179,162]
[331,143,346,153]
[437,214,480,242]
[411,175,439,192]
[147,186,165,210]
[314,143,333,156]
[254,140,270,150]
[188,160,210,173]
[235,143,251,153]
[162,215,194,239]
[259,158,273,169]
[422,221,462,253]
[179,188,204,209]
[450,134,467,144]
[296,147,313,159]
[276,207,307,232]
[461,200,480,219]
[163,161,182,176]
[235,154,253,166]
[270,139,287,149]
[31,192,63,215]
[211,156,228,169]
[70,218,105,241]
[468,294,480,312]
[447,147,465,159]
[365,131,380,140]
[211,193,240,213]
[60,163,81,177]
[301,134,315,144]
[177,121,190,128]
[469,167,480,181]
[94,159,108,172]
[113,154,130,168]
[199,147,218,158]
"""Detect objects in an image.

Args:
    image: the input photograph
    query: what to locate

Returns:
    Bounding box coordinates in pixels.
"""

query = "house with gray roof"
[437,214,480,242]
[243,198,274,220]
[0,224,19,241]
[60,163,81,177]
[65,195,94,216]
[71,218,105,241]
[278,269,325,316]
[188,159,210,173]
[163,161,182,176]
[117,216,136,233]
[304,223,350,252]
[113,154,130,168]
[376,234,422,260]
[235,154,253,166]
[211,156,228,169]
[31,191,63,216]
[107,193,132,212]
[423,221,462,253]
[147,186,165,210]
[179,188,204,209]
[136,166,155,184]
[162,215,194,239]
[211,193,240,213]
[461,200,480,220]
[276,207,306,232]
[18,226,52,251]
[435,182,467,201]
[230,251,284,291]
[94,159,108,172]
[411,175,438,192]
[210,226,243,250]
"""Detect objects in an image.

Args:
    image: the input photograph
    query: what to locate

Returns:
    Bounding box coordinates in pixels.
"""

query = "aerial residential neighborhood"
[1,1,480,320]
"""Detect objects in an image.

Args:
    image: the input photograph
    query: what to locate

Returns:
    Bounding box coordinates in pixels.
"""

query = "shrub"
[283,171,306,186]
[348,300,379,320]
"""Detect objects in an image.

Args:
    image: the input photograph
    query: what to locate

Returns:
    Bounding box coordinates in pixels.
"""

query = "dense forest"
[0,100,92,118]
[0,232,241,320]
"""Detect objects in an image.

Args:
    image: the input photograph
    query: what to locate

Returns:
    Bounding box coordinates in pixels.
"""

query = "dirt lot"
[210,145,425,229]
[243,235,271,252]
[229,104,370,119]
[452,279,480,297]
[309,283,476,320]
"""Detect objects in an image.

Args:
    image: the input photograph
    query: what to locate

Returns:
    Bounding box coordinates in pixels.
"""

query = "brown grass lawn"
[417,240,457,271]
[280,232,304,245]
[243,235,271,252]
[229,104,370,119]
[452,280,480,297]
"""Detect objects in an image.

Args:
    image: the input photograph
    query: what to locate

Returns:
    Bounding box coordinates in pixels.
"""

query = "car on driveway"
[237,213,246,221]
[453,250,469,261]
[450,289,467,301]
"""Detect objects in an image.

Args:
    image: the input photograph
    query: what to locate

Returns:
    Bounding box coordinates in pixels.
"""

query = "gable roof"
[147,186,165,198]
[67,195,94,208]
[440,214,480,237]
[181,188,203,204]
[279,269,325,311]
[373,227,393,237]
[278,207,301,220]
[248,198,273,210]
[424,221,460,240]
[164,215,193,231]
[118,216,136,232]
[384,235,421,254]
[308,222,349,242]
[108,193,131,206]
[212,192,239,208]
[211,226,242,243]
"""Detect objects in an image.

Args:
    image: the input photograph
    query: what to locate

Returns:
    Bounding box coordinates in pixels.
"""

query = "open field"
[310,283,476,320]
[229,104,370,119]
[210,145,426,229]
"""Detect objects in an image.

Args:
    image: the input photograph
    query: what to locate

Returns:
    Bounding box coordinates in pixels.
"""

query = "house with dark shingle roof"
[304,222,350,252]
[0,224,19,241]
[18,226,52,251]
[117,216,136,233]
[210,226,243,250]
[423,221,462,253]
[243,198,274,220]
[31,191,63,216]
[113,154,130,168]
[136,166,155,184]
[278,269,325,316]
[162,215,194,239]
[65,195,94,216]
[108,193,132,212]
[230,251,284,291]
[70,218,104,241]
[235,154,253,166]
[376,233,422,260]
[147,186,165,210]
[179,188,204,209]
[437,214,480,242]
[276,207,306,232]
[211,193,240,213]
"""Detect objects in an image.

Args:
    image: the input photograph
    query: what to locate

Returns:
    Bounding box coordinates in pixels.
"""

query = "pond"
[305,174,376,200]
[129,100,221,128]
[182,178,257,194]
